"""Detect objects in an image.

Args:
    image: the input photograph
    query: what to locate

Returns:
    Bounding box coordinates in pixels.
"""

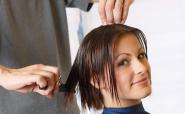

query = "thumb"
[16,84,36,93]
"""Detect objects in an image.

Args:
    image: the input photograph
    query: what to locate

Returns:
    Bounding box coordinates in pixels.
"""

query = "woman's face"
[113,33,151,101]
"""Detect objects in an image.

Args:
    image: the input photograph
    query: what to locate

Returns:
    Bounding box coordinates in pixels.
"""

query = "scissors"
[59,83,67,92]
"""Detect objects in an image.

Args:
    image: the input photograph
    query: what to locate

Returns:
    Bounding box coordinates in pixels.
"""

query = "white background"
[67,0,185,113]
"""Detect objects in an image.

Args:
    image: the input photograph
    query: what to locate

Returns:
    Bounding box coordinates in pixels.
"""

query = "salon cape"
[102,103,150,114]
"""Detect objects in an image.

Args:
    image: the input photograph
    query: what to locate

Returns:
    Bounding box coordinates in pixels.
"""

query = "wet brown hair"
[64,24,147,110]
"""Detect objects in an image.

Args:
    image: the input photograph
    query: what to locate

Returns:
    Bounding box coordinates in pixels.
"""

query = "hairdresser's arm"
[0,64,59,98]
[91,0,134,25]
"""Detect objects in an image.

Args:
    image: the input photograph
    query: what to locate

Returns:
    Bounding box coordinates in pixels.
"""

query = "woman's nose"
[132,59,147,75]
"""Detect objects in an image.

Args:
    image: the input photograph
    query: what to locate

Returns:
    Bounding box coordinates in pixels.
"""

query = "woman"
[64,24,151,114]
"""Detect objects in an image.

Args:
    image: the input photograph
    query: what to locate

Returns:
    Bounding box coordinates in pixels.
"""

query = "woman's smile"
[132,77,149,86]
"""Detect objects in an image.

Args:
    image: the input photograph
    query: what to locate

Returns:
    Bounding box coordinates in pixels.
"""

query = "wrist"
[0,66,4,86]
[0,65,10,87]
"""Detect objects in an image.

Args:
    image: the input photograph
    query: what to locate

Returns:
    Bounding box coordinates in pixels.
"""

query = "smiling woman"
[64,24,151,114]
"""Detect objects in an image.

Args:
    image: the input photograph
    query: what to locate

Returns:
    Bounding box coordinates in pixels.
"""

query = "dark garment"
[0,0,91,114]
[102,103,150,114]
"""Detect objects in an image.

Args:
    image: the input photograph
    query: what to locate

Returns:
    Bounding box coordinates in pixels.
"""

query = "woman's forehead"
[113,34,142,52]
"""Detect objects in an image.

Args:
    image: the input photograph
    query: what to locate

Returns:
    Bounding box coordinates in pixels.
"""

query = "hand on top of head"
[98,0,134,25]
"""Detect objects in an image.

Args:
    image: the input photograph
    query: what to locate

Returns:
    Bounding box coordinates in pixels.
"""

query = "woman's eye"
[118,60,129,66]
[138,53,147,59]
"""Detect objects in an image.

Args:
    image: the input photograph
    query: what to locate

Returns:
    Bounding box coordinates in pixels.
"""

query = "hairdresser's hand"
[98,0,134,25]
[0,64,59,98]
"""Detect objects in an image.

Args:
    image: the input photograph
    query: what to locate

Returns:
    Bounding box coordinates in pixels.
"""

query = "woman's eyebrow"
[138,47,145,53]
[114,53,130,60]
[114,47,144,60]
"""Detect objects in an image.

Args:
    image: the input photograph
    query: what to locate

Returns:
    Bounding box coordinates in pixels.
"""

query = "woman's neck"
[104,98,141,108]
[102,90,141,108]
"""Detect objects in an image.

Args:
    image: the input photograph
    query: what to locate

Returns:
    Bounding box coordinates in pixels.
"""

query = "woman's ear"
[90,76,105,89]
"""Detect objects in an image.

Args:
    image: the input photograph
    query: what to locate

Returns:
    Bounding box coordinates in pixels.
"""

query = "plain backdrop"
[67,0,185,113]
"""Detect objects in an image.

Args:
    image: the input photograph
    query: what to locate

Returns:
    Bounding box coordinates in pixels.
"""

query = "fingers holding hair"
[121,0,134,24]
[98,0,134,25]
[18,64,59,98]
[99,0,107,25]
[113,0,124,24]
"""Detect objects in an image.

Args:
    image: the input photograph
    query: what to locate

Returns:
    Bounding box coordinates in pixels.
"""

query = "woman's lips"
[132,77,148,86]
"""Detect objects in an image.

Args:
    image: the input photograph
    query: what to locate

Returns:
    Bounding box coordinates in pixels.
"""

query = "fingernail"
[103,21,107,25]
[108,22,113,25]
[39,85,48,90]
